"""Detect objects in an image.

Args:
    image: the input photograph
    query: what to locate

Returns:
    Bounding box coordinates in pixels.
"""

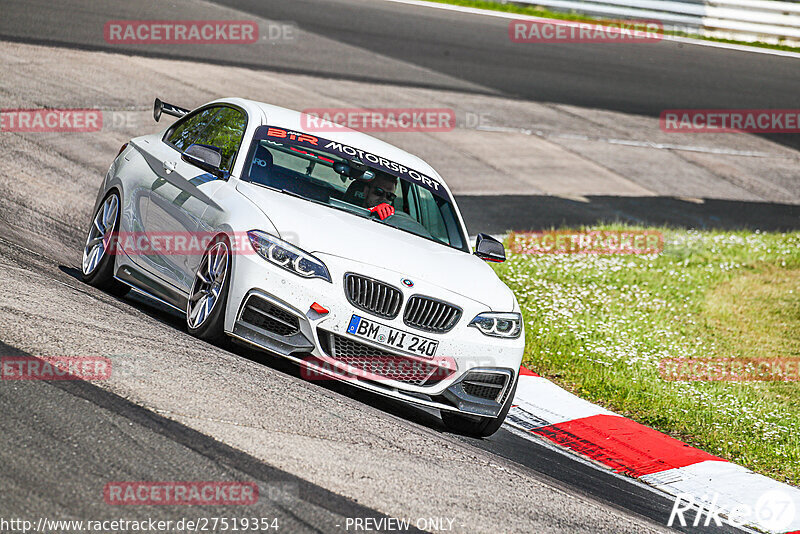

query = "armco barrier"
[511,0,800,44]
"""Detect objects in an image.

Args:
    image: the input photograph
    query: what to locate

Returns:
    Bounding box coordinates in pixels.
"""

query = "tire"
[81,191,129,297]
[186,236,231,343]
[441,378,518,438]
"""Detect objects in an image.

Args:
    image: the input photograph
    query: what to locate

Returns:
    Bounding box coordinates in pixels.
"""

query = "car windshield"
[242,126,468,251]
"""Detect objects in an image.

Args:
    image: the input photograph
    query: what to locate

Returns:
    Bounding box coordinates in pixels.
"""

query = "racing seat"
[342,180,368,206]
[248,144,301,192]
[248,144,274,186]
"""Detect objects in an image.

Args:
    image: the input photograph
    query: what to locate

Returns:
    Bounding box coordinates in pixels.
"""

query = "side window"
[192,107,248,171]
[165,107,219,152]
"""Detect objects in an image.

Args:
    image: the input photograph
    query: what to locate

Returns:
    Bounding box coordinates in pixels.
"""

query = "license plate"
[347,315,438,359]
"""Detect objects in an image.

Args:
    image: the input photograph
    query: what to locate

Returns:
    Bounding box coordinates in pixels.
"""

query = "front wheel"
[441,379,518,438]
[186,237,231,343]
[81,191,129,296]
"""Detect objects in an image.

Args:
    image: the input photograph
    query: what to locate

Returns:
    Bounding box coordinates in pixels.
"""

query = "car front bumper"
[224,250,525,417]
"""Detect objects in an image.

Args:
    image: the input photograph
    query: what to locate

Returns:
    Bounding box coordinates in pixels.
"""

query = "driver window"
[165,107,220,153]
[191,108,247,171]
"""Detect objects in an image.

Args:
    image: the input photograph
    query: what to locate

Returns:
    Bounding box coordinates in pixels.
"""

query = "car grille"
[239,295,300,337]
[317,329,451,386]
[344,273,403,319]
[403,296,461,333]
[462,372,509,402]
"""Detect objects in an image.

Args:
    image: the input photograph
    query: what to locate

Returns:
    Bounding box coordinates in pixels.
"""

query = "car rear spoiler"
[153,98,190,122]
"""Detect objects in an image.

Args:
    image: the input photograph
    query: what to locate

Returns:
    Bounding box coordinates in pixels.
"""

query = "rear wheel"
[441,379,518,438]
[186,237,231,343]
[81,192,129,296]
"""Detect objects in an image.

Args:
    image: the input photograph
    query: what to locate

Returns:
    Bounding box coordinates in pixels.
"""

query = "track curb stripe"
[508,370,800,533]
[531,414,722,477]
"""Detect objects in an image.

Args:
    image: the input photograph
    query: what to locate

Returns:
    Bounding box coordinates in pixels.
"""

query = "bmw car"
[82,97,524,437]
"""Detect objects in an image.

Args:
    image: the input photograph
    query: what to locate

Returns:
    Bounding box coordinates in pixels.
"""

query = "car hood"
[237,182,515,311]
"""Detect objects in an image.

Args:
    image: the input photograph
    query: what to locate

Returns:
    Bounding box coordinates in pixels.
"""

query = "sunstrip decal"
[252,125,449,201]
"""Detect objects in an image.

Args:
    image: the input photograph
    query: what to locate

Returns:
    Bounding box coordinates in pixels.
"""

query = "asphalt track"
[0,0,795,532]
[1,0,798,234]
[0,343,427,534]
[0,275,744,534]
[2,0,798,118]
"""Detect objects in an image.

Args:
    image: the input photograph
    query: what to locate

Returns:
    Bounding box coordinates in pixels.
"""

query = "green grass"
[493,227,800,485]
[426,0,800,53]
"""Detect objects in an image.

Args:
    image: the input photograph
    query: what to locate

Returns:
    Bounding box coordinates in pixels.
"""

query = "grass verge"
[424,0,800,53]
[492,227,800,485]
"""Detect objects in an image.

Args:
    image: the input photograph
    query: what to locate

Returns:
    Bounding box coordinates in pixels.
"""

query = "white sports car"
[82,97,524,437]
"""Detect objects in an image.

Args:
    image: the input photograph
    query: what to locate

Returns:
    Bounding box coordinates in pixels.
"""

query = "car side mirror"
[182,143,226,178]
[474,233,505,263]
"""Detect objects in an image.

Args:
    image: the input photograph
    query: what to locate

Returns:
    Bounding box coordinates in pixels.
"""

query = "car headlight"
[468,312,522,338]
[247,230,331,282]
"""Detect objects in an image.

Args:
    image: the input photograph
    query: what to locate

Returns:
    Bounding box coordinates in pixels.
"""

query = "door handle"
[162,160,177,174]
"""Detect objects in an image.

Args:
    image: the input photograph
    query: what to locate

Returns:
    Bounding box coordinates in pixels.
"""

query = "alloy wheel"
[187,241,229,329]
[82,194,119,275]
